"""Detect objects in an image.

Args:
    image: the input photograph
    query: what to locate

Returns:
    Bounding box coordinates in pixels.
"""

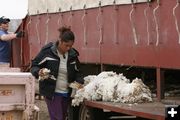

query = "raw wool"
[96,73,129,102]
[38,68,50,81]
[83,75,97,85]
[115,78,152,103]
[71,71,153,106]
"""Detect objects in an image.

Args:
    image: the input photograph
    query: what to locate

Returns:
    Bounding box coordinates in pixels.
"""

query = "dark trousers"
[45,95,69,120]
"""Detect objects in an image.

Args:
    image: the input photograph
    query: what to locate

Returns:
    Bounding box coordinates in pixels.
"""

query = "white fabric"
[28,0,151,15]
[55,51,69,93]
[38,57,58,65]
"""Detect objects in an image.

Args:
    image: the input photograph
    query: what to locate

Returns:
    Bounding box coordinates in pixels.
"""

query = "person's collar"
[51,41,59,56]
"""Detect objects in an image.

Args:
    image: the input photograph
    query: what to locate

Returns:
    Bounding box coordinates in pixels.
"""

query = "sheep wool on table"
[72,71,153,106]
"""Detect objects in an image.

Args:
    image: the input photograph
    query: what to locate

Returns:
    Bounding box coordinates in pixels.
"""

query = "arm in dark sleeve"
[30,50,45,79]
[30,42,53,79]
[30,61,41,79]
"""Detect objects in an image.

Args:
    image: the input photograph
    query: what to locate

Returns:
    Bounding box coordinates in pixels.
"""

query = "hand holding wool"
[38,68,50,81]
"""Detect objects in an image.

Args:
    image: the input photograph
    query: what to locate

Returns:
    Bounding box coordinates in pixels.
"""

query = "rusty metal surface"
[0,72,35,104]
[0,71,37,120]
[0,111,23,120]
[85,100,165,120]
[0,66,20,72]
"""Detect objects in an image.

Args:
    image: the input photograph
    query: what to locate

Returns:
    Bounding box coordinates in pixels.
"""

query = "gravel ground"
[35,99,49,120]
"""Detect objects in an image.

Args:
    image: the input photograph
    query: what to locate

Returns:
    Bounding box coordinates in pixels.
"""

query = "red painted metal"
[11,0,180,70]
[85,100,165,120]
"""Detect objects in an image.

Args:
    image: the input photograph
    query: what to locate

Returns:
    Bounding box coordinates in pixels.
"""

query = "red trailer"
[11,0,180,119]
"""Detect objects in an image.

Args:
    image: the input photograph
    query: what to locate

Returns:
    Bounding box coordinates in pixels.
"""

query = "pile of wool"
[72,71,153,106]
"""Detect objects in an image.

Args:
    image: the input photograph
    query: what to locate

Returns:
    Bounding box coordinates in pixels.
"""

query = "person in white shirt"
[31,26,84,120]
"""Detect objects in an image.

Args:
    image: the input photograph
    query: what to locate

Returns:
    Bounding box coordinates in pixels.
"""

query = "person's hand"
[69,81,83,89]
[16,31,25,38]
[38,68,50,81]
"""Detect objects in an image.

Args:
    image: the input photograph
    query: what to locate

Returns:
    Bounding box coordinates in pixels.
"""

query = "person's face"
[0,22,9,31]
[58,40,74,54]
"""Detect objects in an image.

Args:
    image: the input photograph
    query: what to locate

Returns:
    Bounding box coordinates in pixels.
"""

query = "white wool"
[38,68,50,81]
[97,71,116,78]
[71,88,85,106]
[72,71,153,106]
[96,76,117,101]
[83,75,96,85]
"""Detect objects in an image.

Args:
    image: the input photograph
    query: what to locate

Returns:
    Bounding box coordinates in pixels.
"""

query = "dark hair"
[0,16,10,24]
[58,26,75,42]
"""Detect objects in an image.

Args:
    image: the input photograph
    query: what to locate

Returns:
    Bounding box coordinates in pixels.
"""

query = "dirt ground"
[35,99,49,120]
